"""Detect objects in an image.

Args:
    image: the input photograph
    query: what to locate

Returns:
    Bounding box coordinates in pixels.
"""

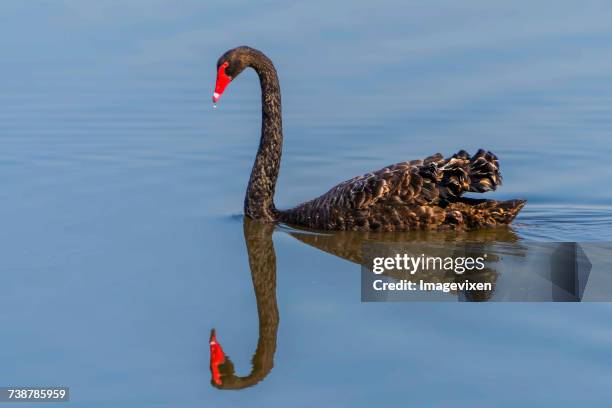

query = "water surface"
[2,1,612,407]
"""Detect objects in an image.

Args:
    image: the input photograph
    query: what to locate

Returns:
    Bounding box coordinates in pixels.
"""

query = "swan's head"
[213,46,260,103]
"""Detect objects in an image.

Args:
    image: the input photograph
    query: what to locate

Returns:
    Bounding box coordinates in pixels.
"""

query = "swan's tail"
[462,149,502,193]
[435,149,501,198]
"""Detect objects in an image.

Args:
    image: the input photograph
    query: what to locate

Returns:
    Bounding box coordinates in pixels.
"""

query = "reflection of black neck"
[212,219,279,389]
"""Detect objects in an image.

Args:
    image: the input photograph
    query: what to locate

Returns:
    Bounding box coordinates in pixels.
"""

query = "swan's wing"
[326,149,501,211]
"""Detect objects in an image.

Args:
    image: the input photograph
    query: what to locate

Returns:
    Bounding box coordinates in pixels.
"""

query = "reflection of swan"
[287,226,525,301]
[209,220,526,390]
[212,46,525,231]
[286,226,521,265]
[209,219,279,389]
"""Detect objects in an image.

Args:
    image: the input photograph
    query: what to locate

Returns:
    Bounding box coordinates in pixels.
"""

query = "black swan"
[213,46,526,231]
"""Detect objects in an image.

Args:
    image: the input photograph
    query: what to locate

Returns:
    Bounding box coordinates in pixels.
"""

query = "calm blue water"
[2,1,612,407]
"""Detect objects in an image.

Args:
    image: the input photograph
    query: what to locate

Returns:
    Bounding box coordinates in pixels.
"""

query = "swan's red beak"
[213,62,232,103]
[209,329,226,385]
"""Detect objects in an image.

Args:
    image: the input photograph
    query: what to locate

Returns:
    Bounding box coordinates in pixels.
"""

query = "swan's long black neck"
[244,53,283,222]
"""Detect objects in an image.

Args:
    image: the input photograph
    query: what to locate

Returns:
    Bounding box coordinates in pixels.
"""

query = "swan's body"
[214,46,525,231]
[279,151,525,230]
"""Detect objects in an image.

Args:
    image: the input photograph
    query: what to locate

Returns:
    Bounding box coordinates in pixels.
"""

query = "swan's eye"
[216,61,230,74]
[222,61,234,77]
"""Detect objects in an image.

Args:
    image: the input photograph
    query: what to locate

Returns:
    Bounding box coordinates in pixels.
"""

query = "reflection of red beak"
[209,329,226,385]
[213,62,232,103]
